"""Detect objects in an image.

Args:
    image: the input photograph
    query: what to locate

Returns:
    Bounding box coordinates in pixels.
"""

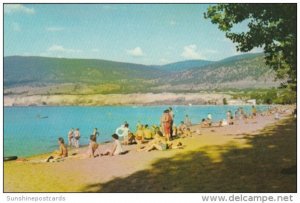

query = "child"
[87,134,101,158]
[102,134,124,156]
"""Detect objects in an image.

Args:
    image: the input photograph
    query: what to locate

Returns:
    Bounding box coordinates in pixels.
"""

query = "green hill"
[4,53,280,95]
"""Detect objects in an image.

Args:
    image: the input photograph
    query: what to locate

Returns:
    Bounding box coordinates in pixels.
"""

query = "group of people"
[67,128,81,148]
[48,105,294,162]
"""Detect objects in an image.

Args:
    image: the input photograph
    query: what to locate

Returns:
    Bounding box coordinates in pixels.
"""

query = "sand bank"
[4,93,232,106]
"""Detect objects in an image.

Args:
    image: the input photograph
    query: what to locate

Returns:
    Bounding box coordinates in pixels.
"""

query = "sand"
[4,107,296,192]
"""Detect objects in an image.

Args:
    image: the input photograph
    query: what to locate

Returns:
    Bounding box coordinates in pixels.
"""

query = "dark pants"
[170,120,173,137]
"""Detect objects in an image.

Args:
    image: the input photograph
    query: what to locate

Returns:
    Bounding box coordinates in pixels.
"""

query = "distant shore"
[4,92,234,106]
[4,106,296,192]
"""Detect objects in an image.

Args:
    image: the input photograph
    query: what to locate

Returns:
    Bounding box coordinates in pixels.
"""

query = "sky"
[4,4,262,65]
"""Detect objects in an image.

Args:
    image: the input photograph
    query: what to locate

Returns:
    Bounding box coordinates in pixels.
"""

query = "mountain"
[157,60,214,72]
[154,53,279,91]
[4,53,280,95]
[4,56,166,86]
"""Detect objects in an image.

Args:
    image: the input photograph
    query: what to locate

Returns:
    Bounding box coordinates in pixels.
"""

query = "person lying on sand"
[46,137,68,162]
[180,127,192,138]
[101,134,124,156]
[139,133,183,152]
[87,134,101,158]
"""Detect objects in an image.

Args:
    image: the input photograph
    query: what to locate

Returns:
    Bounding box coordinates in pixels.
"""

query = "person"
[172,124,178,137]
[141,133,183,152]
[252,105,257,118]
[162,109,172,141]
[143,124,153,140]
[184,114,192,126]
[46,137,68,162]
[116,123,130,145]
[135,125,145,150]
[226,111,232,123]
[68,128,74,147]
[181,127,192,138]
[234,109,240,120]
[169,107,174,137]
[87,134,101,158]
[92,128,100,140]
[229,116,234,125]
[101,134,124,156]
[207,113,212,121]
[178,121,187,135]
[140,133,168,152]
[74,128,80,148]
[136,121,142,129]
[220,119,228,127]
[201,118,210,128]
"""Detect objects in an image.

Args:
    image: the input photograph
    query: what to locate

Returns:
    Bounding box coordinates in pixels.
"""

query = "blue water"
[4,105,269,157]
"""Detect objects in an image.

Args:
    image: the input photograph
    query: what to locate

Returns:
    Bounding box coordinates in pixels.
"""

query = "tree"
[204,4,296,91]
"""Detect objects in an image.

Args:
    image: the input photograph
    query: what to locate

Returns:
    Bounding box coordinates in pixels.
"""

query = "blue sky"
[4,4,262,65]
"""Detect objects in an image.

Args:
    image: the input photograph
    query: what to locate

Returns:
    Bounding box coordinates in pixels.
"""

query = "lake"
[4,105,269,157]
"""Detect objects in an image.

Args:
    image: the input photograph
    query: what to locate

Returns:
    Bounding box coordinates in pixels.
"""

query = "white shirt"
[114,140,124,155]
[116,126,129,137]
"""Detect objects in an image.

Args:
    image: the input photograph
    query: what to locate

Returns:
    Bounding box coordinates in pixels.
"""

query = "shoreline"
[4,104,294,159]
[4,92,233,106]
[4,106,296,192]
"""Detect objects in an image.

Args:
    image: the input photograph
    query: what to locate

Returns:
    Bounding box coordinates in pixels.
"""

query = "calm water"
[4,105,269,157]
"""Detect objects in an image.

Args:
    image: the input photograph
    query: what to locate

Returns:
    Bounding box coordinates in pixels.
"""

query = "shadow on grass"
[82,118,296,192]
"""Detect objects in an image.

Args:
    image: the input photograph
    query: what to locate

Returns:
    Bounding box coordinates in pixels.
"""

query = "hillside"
[4,53,280,96]
[156,60,214,72]
[154,53,279,91]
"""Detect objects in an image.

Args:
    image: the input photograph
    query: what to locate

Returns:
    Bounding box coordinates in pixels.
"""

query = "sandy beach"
[4,107,296,192]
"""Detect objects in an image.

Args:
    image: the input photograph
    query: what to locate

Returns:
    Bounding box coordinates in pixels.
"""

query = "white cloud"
[4,4,35,15]
[47,44,82,53]
[91,49,99,52]
[12,22,21,32]
[46,27,64,32]
[181,44,205,60]
[126,47,144,57]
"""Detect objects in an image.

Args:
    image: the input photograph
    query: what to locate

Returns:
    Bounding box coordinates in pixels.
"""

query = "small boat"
[4,156,18,161]
[36,114,48,119]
